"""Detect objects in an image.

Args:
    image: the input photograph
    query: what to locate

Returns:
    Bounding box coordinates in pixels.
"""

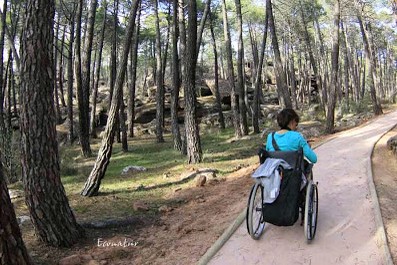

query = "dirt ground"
[21,125,397,265]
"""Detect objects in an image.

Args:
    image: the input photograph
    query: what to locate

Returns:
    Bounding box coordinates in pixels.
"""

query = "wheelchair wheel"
[304,181,318,242]
[246,182,265,240]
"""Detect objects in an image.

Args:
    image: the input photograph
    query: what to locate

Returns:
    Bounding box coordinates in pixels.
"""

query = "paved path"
[208,111,397,265]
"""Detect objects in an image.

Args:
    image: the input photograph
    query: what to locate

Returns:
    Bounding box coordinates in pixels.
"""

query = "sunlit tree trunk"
[184,0,202,163]
[81,0,140,197]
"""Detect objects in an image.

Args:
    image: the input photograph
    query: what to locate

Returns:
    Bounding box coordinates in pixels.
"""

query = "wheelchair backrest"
[259,148,304,171]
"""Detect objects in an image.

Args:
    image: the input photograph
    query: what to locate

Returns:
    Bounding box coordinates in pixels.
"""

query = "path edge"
[196,208,246,265]
[368,123,396,265]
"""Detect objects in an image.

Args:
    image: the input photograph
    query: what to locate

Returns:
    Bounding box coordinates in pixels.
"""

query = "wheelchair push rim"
[246,182,265,240]
[304,181,318,242]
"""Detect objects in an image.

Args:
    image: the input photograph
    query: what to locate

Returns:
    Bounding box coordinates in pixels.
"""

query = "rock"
[174,188,182,192]
[133,201,149,211]
[387,135,397,154]
[158,205,173,213]
[121,166,147,175]
[87,260,101,265]
[8,189,24,199]
[195,175,206,187]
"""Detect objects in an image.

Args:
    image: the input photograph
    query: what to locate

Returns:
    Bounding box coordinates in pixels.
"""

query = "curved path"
[208,110,397,265]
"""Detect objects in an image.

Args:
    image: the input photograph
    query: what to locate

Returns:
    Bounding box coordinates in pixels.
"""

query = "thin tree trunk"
[196,0,211,59]
[67,6,76,144]
[0,0,7,129]
[170,0,183,151]
[184,0,202,163]
[128,3,141,138]
[252,6,269,133]
[221,0,241,138]
[81,0,140,197]
[59,24,67,108]
[154,0,164,143]
[90,1,107,138]
[234,0,248,135]
[267,0,292,108]
[75,0,92,156]
[356,8,383,115]
[325,0,340,133]
[209,9,225,130]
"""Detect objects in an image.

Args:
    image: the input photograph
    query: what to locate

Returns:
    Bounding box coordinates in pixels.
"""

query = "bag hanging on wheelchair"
[262,168,302,226]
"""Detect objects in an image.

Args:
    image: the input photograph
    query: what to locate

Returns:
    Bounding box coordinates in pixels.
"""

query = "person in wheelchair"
[265,109,317,175]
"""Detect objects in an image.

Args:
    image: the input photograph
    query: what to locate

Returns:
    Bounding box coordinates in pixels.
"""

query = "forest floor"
[13,109,397,265]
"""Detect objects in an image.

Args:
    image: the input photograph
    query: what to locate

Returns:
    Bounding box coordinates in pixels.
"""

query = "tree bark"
[209,9,225,130]
[221,0,241,138]
[356,11,383,115]
[184,0,202,163]
[325,0,340,133]
[266,0,292,109]
[81,0,140,197]
[20,0,83,246]
[75,0,92,157]
[170,0,183,151]
[90,1,107,138]
[154,0,164,143]
[252,6,269,133]
[128,3,141,138]
[234,0,248,135]
[67,5,76,144]
[0,163,32,265]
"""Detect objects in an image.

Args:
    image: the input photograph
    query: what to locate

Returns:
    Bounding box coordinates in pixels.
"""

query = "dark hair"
[277,109,300,130]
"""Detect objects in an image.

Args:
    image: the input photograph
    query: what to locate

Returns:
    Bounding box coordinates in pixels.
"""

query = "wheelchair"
[246,147,318,242]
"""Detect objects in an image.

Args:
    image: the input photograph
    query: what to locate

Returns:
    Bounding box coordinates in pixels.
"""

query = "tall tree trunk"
[0,163,32,265]
[267,0,292,108]
[356,7,383,115]
[90,1,107,138]
[234,0,248,135]
[252,6,269,133]
[20,0,83,246]
[81,0,98,134]
[196,0,211,59]
[209,9,225,130]
[184,0,202,163]
[59,24,67,108]
[75,0,92,157]
[109,0,118,108]
[154,0,164,143]
[128,3,141,138]
[0,0,7,130]
[67,5,76,144]
[325,0,340,133]
[170,0,183,151]
[81,0,140,197]
[221,0,241,138]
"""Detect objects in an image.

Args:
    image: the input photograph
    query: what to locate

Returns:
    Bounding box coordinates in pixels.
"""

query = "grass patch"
[53,129,264,221]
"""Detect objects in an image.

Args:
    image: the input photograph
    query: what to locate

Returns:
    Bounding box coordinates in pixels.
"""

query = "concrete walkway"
[207,111,397,265]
